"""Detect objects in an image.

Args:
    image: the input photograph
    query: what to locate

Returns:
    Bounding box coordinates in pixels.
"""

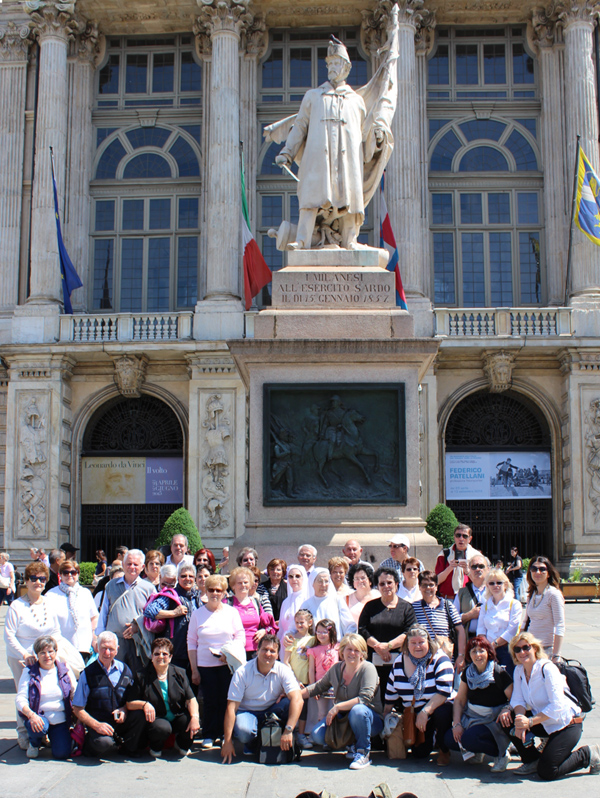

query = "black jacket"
[125,663,195,717]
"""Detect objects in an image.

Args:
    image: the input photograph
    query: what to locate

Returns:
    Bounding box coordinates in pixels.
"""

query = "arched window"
[92,34,202,313]
[428,25,542,308]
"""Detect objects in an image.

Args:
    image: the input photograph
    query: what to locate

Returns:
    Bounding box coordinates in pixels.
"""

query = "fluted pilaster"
[559,0,600,299]
[64,19,98,312]
[196,0,251,302]
[385,0,427,297]
[532,8,569,305]
[0,21,31,309]
[26,1,77,306]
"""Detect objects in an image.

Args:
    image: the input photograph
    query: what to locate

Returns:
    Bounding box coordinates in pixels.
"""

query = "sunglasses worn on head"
[531,566,548,573]
[29,575,47,583]
[513,644,532,654]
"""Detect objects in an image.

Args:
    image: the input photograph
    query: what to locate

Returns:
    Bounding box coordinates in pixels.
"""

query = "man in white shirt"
[454,554,490,638]
[221,635,303,762]
[165,534,194,568]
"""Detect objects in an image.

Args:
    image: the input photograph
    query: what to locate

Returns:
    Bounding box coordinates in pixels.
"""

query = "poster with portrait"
[445,452,551,500]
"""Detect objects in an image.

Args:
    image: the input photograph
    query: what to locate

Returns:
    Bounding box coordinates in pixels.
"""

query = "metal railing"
[434,307,573,338]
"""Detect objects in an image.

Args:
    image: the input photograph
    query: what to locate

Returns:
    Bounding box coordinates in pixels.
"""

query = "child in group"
[307,619,340,722]
[283,608,314,749]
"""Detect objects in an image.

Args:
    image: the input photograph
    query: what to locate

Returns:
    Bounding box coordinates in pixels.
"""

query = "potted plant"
[560,568,600,601]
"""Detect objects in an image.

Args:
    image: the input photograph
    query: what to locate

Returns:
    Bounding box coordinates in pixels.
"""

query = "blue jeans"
[512,576,524,602]
[444,723,501,756]
[233,697,290,744]
[495,643,515,677]
[311,703,384,752]
[25,716,72,759]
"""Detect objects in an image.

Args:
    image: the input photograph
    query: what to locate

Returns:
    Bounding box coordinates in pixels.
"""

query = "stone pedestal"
[228,247,439,565]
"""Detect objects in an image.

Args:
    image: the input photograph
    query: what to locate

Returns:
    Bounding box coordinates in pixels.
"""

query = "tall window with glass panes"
[257,29,370,304]
[91,35,202,313]
[427,27,542,307]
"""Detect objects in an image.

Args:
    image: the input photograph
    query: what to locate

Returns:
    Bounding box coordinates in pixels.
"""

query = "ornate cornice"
[0,21,32,63]
[195,0,252,38]
[26,1,78,43]
[557,0,600,29]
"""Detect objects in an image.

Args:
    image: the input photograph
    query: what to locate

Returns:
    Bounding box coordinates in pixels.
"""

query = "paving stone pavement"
[1,601,599,798]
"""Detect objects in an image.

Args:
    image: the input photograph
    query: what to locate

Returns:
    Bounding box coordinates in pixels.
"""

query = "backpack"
[258,713,298,764]
[542,659,594,713]
[143,587,182,635]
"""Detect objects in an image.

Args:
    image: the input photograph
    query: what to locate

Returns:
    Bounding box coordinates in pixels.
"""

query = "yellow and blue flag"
[50,150,82,313]
[575,146,600,246]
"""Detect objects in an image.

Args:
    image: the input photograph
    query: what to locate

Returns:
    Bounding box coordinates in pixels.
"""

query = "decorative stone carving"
[193,16,212,56]
[532,3,561,48]
[26,1,78,42]
[201,393,232,530]
[395,0,426,28]
[362,0,431,56]
[0,21,32,62]
[584,397,600,520]
[415,9,436,55]
[482,350,516,393]
[17,394,49,538]
[557,0,600,27]
[113,355,147,398]
[196,0,253,37]
[242,12,268,58]
[73,18,100,64]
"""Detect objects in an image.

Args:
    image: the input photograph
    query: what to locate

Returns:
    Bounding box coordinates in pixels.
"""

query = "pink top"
[232,597,277,652]
[307,643,340,681]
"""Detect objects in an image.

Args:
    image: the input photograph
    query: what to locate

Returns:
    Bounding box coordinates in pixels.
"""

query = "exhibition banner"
[445,452,551,500]
[82,456,183,504]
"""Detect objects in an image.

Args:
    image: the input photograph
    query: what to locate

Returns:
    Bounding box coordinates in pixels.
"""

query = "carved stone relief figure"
[584,397,600,521]
[17,395,49,538]
[113,355,147,398]
[201,393,231,529]
[482,350,516,393]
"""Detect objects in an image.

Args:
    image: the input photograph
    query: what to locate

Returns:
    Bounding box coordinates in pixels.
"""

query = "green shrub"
[154,507,202,554]
[78,562,96,586]
[425,503,459,548]
[522,557,531,573]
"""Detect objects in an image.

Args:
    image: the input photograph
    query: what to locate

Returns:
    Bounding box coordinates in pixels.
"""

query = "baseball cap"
[387,534,410,548]
[60,542,80,554]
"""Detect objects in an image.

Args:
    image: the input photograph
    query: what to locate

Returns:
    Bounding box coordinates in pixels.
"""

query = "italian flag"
[242,164,271,310]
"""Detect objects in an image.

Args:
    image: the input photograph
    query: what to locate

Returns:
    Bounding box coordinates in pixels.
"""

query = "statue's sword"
[275,162,300,182]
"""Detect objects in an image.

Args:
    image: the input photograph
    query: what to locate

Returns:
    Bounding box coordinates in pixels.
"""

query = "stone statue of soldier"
[265,11,399,251]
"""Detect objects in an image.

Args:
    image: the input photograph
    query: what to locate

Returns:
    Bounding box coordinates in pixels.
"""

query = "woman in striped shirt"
[383,625,454,765]
[522,557,565,660]
[411,571,466,670]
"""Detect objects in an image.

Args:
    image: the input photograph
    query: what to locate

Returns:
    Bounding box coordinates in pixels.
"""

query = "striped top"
[411,598,461,637]
[384,649,454,709]
[523,586,565,652]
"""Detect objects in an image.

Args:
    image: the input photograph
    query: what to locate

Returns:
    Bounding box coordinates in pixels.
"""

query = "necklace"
[532,586,547,609]
[27,595,48,627]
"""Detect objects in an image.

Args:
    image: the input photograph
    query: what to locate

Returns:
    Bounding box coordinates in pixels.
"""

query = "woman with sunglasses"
[4,561,61,750]
[278,564,310,645]
[476,569,522,676]
[523,556,565,660]
[506,632,599,779]
[46,560,99,663]
[126,637,200,758]
[397,558,422,603]
[187,574,245,749]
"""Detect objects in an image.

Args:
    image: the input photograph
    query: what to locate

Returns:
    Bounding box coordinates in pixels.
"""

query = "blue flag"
[51,152,82,313]
[575,146,600,246]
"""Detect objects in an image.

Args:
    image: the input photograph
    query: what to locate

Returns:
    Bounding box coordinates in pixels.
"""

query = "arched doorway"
[444,390,552,561]
[80,395,184,560]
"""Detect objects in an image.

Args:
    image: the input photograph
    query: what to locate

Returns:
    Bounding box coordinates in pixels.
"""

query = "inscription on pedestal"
[272,268,395,308]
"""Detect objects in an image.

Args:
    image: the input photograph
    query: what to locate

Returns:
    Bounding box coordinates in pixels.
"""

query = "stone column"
[26,1,76,307]
[0,20,31,310]
[532,10,569,306]
[385,1,426,299]
[64,19,98,313]
[193,21,212,304]
[559,1,600,301]
[193,0,251,341]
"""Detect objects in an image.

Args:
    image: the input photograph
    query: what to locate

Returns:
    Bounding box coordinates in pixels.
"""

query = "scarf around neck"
[447,543,479,594]
[59,581,80,631]
[465,660,495,690]
[407,650,433,701]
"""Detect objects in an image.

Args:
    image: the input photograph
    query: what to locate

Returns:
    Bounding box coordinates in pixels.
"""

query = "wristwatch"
[284,725,293,732]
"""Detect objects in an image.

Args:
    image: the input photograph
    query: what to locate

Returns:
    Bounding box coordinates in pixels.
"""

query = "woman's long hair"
[525,555,560,600]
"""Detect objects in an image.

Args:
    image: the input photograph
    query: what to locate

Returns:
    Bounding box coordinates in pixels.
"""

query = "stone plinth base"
[12,302,60,344]
[254,309,414,339]
[193,298,245,340]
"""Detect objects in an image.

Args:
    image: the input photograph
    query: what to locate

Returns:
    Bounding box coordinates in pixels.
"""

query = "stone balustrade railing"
[59,312,193,342]
[434,307,573,338]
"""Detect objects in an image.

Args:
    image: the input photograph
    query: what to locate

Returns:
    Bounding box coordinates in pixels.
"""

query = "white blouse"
[476,594,523,643]
[4,597,61,660]
[511,659,579,734]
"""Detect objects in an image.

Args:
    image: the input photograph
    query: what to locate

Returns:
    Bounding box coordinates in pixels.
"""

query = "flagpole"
[564,134,581,306]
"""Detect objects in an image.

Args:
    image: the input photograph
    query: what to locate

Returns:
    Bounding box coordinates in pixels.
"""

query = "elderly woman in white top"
[504,631,599,780]
[46,560,99,663]
[302,569,357,639]
[476,568,522,676]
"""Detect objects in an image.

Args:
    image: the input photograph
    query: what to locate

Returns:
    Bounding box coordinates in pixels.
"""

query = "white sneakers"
[491,753,510,772]
[26,745,39,759]
[348,749,371,770]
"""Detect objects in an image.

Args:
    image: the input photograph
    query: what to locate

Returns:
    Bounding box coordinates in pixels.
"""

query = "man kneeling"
[73,631,145,757]
[221,634,302,763]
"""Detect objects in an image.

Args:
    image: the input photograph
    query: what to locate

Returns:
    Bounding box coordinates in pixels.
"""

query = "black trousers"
[147,712,192,752]
[413,702,453,759]
[84,710,146,757]
[513,721,590,780]
[198,664,232,739]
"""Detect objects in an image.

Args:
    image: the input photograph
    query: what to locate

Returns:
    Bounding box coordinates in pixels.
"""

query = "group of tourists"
[2,527,598,780]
